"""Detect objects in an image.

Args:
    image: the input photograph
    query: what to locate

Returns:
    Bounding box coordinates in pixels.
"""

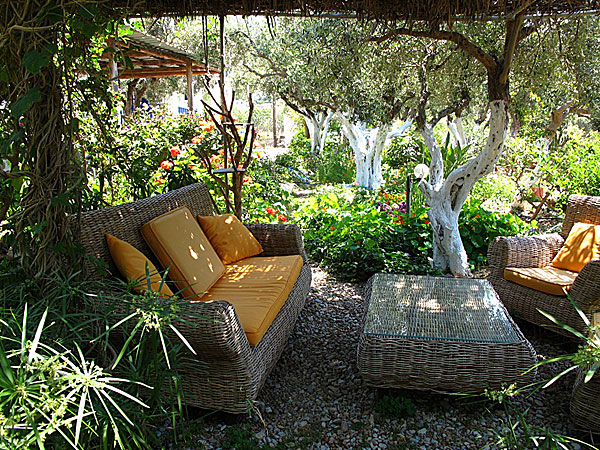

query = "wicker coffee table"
[357,274,537,393]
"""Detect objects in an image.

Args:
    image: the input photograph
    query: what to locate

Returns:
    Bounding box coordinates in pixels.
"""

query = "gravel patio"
[174,266,596,450]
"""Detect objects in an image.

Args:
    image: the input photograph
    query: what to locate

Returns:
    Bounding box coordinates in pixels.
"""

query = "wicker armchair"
[488,195,600,337]
[75,183,311,413]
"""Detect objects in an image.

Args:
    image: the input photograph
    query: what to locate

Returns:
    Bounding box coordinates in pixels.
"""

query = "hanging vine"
[0,2,121,278]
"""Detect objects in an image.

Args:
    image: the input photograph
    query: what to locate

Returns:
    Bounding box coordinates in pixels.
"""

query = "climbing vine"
[0,2,121,277]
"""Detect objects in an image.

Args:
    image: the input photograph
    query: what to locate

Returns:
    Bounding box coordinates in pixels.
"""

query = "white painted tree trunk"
[338,112,413,189]
[418,100,509,277]
[303,110,334,157]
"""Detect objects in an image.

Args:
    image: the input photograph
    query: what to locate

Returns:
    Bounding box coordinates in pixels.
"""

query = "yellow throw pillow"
[550,222,600,272]
[197,214,263,265]
[141,206,225,300]
[105,234,173,297]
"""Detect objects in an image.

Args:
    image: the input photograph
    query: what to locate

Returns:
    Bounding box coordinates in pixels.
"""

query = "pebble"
[166,267,593,449]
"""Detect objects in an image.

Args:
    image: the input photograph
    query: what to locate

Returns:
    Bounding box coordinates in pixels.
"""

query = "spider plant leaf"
[158,328,171,369]
[537,309,587,341]
[111,319,143,370]
[168,323,196,355]
[543,365,579,389]
[75,388,88,444]
[584,361,600,383]
[28,308,48,363]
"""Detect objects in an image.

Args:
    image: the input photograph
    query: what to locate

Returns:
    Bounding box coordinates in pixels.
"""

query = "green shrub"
[295,188,529,280]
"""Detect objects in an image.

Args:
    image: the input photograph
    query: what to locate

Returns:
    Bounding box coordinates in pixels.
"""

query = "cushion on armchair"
[197,214,263,264]
[550,222,600,272]
[504,266,578,296]
[141,206,225,300]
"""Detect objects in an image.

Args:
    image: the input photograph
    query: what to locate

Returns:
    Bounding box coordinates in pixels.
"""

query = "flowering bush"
[295,187,529,280]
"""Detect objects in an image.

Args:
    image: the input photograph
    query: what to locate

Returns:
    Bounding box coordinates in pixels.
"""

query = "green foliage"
[503,127,600,211]
[296,188,528,280]
[314,137,355,184]
[458,201,530,267]
[384,130,424,172]
[223,425,262,450]
[277,131,354,184]
[374,395,416,419]
[0,261,194,449]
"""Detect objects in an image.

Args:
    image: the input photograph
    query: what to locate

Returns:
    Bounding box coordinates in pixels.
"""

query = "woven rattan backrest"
[561,195,600,239]
[76,183,214,280]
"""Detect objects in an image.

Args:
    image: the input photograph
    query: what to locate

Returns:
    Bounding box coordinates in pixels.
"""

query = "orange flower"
[160,160,173,170]
[255,151,263,159]
[155,178,165,185]
[170,146,181,158]
[188,164,196,170]
[330,226,335,231]
[202,123,214,132]
[191,136,203,144]
[266,206,275,216]
[278,214,287,222]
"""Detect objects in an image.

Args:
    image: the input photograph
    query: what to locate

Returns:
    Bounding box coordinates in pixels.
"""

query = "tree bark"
[418,100,509,276]
[338,113,413,189]
[303,110,333,157]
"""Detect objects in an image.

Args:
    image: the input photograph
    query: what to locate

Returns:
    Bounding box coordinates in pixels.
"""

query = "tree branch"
[369,28,496,72]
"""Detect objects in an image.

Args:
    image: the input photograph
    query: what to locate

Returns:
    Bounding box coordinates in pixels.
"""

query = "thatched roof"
[100,30,217,79]
[108,0,598,21]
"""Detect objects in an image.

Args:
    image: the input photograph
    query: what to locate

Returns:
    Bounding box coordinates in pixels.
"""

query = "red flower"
[278,214,287,222]
[160,161,173,170]
[266,206,276,216]
[188,164,196,170]
[424,219,429,225]
[170,146,181,158]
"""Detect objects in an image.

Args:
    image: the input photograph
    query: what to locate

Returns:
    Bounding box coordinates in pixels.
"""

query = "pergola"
[107,0,597,21]
[101,30,218,113]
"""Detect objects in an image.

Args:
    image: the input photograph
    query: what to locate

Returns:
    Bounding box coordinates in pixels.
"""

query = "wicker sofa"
[76,182,312,413]
[487,194,600,336]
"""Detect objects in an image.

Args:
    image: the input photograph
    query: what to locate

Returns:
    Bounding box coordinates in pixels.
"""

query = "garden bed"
[172,266,594,450]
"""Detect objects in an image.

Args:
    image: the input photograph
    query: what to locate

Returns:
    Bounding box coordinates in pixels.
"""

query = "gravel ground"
[171,266,597,450]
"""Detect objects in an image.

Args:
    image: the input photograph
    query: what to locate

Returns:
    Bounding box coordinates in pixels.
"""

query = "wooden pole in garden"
[186,61,194,114]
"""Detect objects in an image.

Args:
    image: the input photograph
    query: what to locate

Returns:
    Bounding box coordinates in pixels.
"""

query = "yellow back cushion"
[550,222,600,272]
[197,214,263,264]
[105,234,174,297]
[141,206,225,300]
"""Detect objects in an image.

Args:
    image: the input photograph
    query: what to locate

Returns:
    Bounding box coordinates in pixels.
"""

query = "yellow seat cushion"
[550,222,600,272]
[199,255,303,346]
[105,234,174,297]
[504,266,578,296]
[141,206,225,300]
[197,214,263,264]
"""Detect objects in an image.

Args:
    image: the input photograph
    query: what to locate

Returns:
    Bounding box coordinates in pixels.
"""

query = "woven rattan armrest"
[570,260,600,312]
[488,233,564,275]
[92,292,252,362]
[245,223,307,261]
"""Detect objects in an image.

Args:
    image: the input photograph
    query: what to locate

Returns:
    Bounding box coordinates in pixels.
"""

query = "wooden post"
[272,93,277,146]
[186,61,194,114]
[406,174,412,216]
